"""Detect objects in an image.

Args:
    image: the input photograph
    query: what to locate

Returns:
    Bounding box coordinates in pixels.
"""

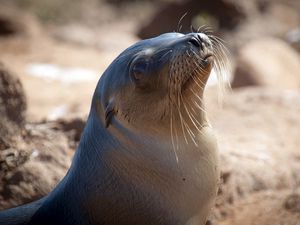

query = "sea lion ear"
[105,100,115,128]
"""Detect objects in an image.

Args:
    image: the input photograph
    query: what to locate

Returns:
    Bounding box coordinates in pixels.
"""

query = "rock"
[51,23,138,52]
[0,123,72,209]
[284,192,300,213]
[205,87,300,223]
[0,63,27,126]
[137,0,246,39]
[0,66,75,209]
[51,24,97,47]
[231,38,300,89]
[217,190,300,225]
[45,118,86,149]
[0,63,27,150]
[286,27,300,53]
[0,8,40,38]
[0,12,25,37]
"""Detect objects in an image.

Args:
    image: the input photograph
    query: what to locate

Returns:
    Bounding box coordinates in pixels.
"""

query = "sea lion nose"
[188,36,201,48]
[187,33,211,50]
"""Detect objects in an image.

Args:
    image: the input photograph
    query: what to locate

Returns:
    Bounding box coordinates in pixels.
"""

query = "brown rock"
[0,63,27,150]
[0,12,25,37]
[0,123,72,209]
[217,190,300,225]
[0,8,40,38]
[286,28,300,53]
[231,38,300,89]
[45,118,86,149]
[0,65,84,210]
[0,63,27,125]
[284,192,300,213]
[137,0,245,39]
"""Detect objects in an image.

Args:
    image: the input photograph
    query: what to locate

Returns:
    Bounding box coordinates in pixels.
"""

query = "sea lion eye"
[132,65,145,81]
[130,58,149,87]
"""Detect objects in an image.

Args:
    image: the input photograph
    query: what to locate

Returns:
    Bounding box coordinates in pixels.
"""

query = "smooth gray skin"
[0,32,220,225]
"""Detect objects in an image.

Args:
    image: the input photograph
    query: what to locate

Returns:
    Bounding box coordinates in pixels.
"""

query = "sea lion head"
[93,32,228,134]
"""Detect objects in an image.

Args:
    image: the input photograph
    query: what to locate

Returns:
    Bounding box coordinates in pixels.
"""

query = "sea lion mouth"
[203,53,213,61]
[201,53,214,68]
[174,50,214,92]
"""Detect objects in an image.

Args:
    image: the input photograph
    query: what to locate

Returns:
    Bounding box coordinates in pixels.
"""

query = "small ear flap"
[105,101,115,128]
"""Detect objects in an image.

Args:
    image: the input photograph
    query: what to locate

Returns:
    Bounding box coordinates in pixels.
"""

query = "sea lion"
[0,31,228,225]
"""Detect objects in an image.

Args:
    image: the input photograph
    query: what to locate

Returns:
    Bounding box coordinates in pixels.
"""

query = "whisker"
[177,12,188,33]
[170,107,179,163]
[167,31,231,153]
[179,93,198,146]
[177,91,188,144]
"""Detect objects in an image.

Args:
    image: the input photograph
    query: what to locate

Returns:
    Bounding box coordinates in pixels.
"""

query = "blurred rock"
[286,28,300,53]
[51,23,138,52]
[231,38,300,89]
[0,123,72,209]
[0,63,27,150]
[284,192,300,213]
[0,65,73,209]
[217,190,300,225]
[0,12,25,36]
[47,118,86,149]
[137,0,246,39]
[205,87,300,224]
[52,24,96,47]
[0,63,27,125]
[55,118,85,142]
[0,8,40,38]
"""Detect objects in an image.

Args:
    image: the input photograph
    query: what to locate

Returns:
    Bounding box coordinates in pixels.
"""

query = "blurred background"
[0,0,300,224]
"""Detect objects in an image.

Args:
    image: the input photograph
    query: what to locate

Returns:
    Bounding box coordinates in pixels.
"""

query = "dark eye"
[130,58,149,87]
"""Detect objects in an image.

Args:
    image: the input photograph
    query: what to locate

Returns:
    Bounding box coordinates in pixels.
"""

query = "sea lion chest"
[85,125,219,225]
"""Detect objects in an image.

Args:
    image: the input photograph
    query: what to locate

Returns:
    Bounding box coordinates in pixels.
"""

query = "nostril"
[197,34,204,42]
[188,37,201,48]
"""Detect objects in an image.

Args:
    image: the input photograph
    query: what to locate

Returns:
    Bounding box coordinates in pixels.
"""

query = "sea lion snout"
[187,33,211,50]
[165,33,214,74]
[184,33,211,48]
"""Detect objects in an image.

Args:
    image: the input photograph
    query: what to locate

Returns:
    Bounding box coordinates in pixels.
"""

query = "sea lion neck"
[93,86,209,140]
